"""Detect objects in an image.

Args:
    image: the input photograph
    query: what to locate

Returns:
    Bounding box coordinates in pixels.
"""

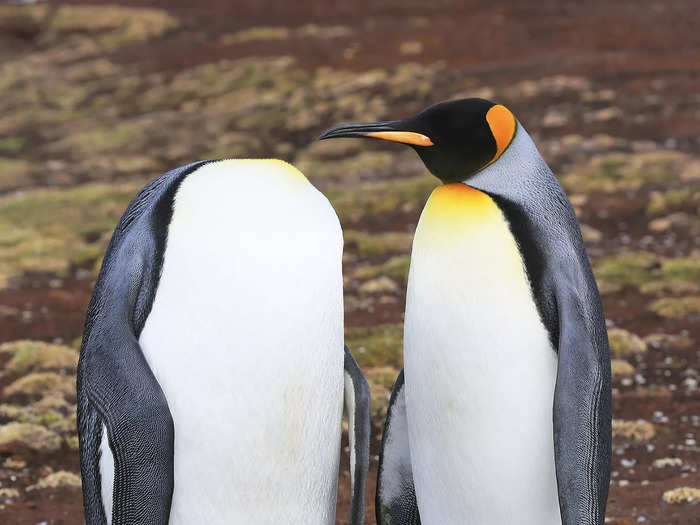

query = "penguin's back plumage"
[404,181,561,524]
[99,159,344,524]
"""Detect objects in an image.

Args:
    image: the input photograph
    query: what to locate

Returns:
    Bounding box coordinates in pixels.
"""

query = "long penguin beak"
[319,120,434,147]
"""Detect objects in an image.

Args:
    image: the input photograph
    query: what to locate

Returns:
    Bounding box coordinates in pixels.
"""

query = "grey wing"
[553,280,612,525]
[376,370,420,525]
[78,161,208,524]
[344,346,371,525]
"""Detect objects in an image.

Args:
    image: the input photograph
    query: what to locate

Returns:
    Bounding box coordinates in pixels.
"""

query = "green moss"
[382,255,411,281]
[221,27,291,44]
[222,24,352,44]
[611,359,635,376]
[350,255,411,282]
[27,411,63,426]
[70,121,147,154]
[608,328,646,357]
[593,252,658,289]
[0,340,78,375]
[658,258,700,288]
[50,6,179,49]
[0,182,141,286]
[0,5,48,24]
[345,324,403,368]
[560,152,679,193]
[0,158,31,191]
[0,137,24,153]
[329,175,437,222]
[365,366,400,390]
[647,189,693,216]
[0,422,62,453]
[593,253,700,294]
[3,372,76,400]
[364,366,400,417]
[298,151,396,182]
[644,333,694,350]
[650,296,700,319]
[65,435,80,450]
[26,470,82,491]
[345,230,413,256]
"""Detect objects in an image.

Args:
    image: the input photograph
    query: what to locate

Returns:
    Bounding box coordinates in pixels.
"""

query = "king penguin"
[320,98,612,525]
[77,159,370,525]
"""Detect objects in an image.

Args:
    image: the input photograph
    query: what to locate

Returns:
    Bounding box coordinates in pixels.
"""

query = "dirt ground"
[0,0,698,523]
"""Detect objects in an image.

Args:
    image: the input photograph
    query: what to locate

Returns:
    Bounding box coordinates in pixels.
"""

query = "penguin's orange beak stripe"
[364,131,434,147]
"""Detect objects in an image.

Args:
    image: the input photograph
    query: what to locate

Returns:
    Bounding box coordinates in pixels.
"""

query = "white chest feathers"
[404,183,561,525]
[102,160,345,524]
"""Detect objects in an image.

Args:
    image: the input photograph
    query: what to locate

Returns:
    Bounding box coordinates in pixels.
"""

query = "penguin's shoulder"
[177,158,310,190]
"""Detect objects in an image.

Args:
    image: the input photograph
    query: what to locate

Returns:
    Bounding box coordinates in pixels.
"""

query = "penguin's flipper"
[79,327,174,525]
[78,162,209,524]
[343,346,371,525]
[553,288,612,525]
[376,370,420,525]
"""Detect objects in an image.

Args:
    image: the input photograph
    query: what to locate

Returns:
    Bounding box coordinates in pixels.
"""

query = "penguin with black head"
[320,99,611,525]
[77,159,370,525]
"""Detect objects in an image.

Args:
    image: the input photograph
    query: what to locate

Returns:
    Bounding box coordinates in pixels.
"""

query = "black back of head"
[403,98,501,183]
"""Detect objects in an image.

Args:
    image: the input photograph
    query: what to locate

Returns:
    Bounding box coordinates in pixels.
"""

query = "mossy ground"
[0,1,699,523]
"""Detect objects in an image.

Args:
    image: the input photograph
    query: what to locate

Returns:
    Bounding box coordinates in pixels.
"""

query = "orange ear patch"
[485,105,516,165]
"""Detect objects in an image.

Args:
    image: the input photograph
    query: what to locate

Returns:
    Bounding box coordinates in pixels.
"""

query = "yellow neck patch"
[419,183,497,231]
[484,105,516,168]
[415,183,526,280]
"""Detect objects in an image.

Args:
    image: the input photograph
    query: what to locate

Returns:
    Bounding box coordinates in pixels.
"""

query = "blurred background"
[0,1,698,523]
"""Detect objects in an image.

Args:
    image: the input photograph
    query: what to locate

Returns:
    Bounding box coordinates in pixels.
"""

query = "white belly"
[404,183,561,525]
[105,160,345,524]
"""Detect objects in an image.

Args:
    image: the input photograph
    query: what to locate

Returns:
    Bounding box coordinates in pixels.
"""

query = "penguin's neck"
[463,124,591,344]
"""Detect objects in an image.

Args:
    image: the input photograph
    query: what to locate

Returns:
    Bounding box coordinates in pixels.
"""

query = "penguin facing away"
[77,159,370,525]
[320,99,612,525]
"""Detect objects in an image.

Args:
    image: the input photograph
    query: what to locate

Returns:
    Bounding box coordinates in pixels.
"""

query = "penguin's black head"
[319,98,516,184]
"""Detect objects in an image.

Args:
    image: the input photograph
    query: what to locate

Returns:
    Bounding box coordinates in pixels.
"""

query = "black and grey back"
[469,130,612,525]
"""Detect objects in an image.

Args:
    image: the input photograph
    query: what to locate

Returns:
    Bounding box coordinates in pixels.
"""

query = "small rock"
[542,109,568,128]
[399,41,423,55]
[0,488,20,500]
[585,107,623,122]
[611,360,635,377]
[580,224,603,243]
[653,457,683,469]
[612,419,655,441]
[662,486,700,504]
[360,276,399,294]
[0,305,19,319]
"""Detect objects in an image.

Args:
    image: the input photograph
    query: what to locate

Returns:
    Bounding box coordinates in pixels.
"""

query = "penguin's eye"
[485,105,516,164]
